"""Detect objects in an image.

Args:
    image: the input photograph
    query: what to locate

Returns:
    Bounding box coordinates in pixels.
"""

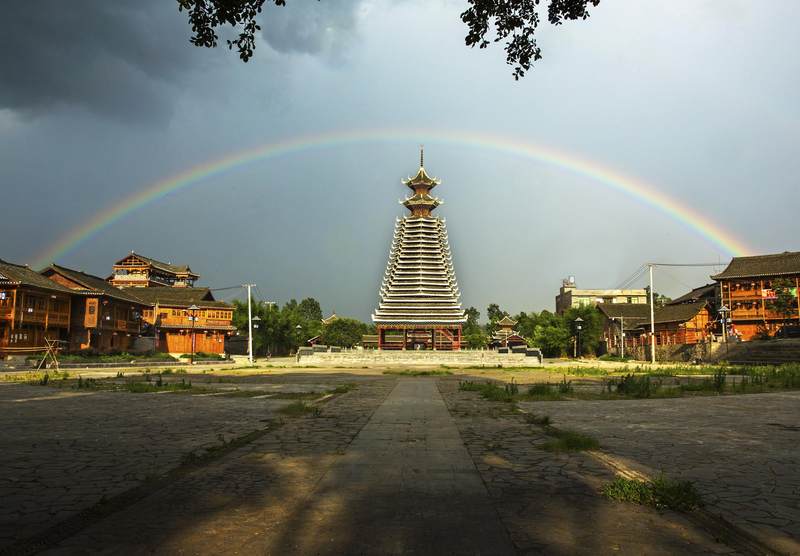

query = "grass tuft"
[540,428,599,452]
[278,400,318,417]
[523,413,551,426]
[383,369,452,376]
[602,475,703,512]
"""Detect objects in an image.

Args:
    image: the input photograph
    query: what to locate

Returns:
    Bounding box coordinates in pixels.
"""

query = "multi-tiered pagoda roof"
[372,151,466,326]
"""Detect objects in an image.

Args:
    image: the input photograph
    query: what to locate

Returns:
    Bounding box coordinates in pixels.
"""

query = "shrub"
[602,475,702,512]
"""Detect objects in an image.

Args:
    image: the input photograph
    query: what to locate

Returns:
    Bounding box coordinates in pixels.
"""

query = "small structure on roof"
[109,252,199,289]
[321,312,339,326]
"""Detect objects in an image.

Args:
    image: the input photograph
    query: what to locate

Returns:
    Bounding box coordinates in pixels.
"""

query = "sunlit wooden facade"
[131,287,234,354]
[372,152,466,350]
[109,252,198,288]
[712,252,800,340]
[0,259,73,355]
[41,265,146,353]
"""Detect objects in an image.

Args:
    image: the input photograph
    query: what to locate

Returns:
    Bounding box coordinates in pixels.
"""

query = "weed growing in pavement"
[523,413,551,426]
[602,474,703,512]
[459,380,515,402]
[383,369,452,376]
[540,428,600,452]
[123,379,192,393]
[278,400,317,417]
[331,383,357,394]
[611,374,655,398]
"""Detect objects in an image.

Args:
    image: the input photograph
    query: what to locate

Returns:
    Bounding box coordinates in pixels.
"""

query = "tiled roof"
[596,303,651,321]
[652,302,709,324]
[42,265,145,304]
[116,252,197,276]
[496,316,518,326]
[668,283,717,306]
[711,251,800,280]
[127,287,231,308]
[0,259,75,294]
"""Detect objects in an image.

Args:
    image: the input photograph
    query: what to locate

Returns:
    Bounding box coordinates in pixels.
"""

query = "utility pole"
[649,264,656,364]
[243,284,256,364]
[617,315,625,359]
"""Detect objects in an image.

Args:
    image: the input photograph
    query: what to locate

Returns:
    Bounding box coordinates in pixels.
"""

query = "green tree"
[320,317,368,348]
[563,305,603,356]
[297,297,322,323]
[769,278,798,337]
[528,310,569,357]
[177,0,599,77]
[464,306,481,331]
[645,287,671,308]
[514,311,537,340]
[486,303,508,336]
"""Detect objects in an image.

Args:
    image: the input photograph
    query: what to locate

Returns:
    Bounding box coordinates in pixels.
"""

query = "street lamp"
[574,317,584,358]
[718,305,730,345]
[188,304,200,365]
[295,324,303,353]
[252,315,261,329]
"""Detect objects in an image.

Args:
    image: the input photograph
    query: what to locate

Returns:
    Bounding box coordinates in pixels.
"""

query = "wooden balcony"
[0,308,13,321]
[19,309,48,323]
[48,313,70,327]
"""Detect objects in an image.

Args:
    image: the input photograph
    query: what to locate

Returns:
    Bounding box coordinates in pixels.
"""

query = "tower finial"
[419,144,424,168]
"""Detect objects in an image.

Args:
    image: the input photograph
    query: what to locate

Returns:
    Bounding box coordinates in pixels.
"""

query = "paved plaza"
[0,369,797,554]
[518,392,800,554]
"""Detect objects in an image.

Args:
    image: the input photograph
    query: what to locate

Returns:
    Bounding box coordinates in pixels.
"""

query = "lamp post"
[188,304,199,365]
[250,315,261,362]
[615,316,625,359]
[574,317,584,359]
[718,305,730,349]
[294,324,303,354]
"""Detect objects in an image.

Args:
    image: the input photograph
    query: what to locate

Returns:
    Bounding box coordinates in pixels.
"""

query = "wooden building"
[597,303,650,355]
[489,316,527,348]
[712,251,800,340]
[41,265,146,353]
[650,303,712,346]
[0,259,73,356]
[372,151,466,350]
[128,287,234,354]
[109,252,198,289]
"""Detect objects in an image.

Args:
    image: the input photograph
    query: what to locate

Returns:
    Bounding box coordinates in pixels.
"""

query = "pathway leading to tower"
[275,377,515,554]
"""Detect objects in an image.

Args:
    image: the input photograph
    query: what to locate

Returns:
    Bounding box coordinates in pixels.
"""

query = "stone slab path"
[278,378,515,554]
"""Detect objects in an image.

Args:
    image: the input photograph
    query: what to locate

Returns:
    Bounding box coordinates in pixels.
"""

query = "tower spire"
[419,144,424,168]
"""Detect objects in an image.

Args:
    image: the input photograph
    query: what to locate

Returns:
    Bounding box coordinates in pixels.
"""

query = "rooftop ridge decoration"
[372,153,466,351]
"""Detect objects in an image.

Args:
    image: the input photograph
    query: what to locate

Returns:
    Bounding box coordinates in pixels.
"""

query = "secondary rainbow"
[32,129,752,268]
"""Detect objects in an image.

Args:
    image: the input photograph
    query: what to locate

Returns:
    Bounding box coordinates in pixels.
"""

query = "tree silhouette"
[177,0,600,77]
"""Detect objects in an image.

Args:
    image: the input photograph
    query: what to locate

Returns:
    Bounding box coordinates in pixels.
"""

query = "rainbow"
[32,129,752,268]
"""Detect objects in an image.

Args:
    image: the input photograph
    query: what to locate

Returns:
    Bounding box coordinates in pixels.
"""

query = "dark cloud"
[260,1,364,55]
[0,0,364,123]
[0,0,201,122]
